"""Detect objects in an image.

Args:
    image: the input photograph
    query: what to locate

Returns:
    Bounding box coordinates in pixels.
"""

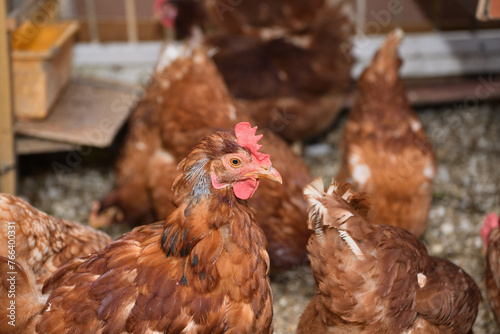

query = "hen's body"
[37,129,275,333]
[338,30,436,237]
[157,0,354,141]
[94,46,311,270]
[0,194,111,288]
[297,178,481,333]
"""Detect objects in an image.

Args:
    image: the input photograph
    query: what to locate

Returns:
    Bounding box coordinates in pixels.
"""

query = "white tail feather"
[305,178,365,259]
[337,229,364,260]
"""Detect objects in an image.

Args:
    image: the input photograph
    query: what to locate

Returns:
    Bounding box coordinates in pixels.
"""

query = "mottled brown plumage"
[338,29,436,237]
[155,0,354,141]
[37,126,278,333]
[297,178,481,333]
[482,213,500,328]
[92,46,311,270]
[0,194,111,288]
[0,257,46,333]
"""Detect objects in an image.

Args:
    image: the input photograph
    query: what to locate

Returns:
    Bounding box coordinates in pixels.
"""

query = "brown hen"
[36,123,279,333]
[92,46,311,270]
[0,194,111,288]
[297,178,481,334]
[338,29,436,237]
[155,0,355,141]
[482,212,500,327]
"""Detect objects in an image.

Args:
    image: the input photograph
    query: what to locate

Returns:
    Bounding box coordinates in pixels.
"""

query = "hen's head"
[481,213,499,249]
[175,122,282,203]
[154,0,179,28]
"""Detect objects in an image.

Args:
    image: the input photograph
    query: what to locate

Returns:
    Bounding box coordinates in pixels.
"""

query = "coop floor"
[18,102,500,333]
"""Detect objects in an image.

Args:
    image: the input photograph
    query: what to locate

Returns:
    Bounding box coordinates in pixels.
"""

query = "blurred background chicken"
[338,29,436,237]
[153,0,355,141]
[91,46,311,270]
[0,194,111,288]
[298,178,480,333]
[482,212,500,328]
[36,123,278,333]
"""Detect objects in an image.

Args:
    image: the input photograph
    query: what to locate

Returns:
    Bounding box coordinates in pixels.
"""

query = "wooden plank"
[16,137,78,155]
[15,76,139,148]
[124,0,139,43]
[85,0,100,42]
[0,0,17,193]
[355,0,366,37]
[344,76,500,108]
[405,77,500,106]
[75,19,163,42]
[352,30,500,78]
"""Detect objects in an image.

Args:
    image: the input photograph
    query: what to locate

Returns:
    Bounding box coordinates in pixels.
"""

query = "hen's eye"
[230,158,242,167]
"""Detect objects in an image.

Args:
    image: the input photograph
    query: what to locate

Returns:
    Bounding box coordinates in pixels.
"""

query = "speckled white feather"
[337,229,364,260]
[155,42,191,73]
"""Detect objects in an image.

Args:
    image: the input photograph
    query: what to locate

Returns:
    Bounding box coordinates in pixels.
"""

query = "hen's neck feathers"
[170,131,256,229]
[355,28,414,123]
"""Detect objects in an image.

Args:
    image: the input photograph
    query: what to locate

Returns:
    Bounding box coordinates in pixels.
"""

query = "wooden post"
[0,0,17,194]
[124,0,138,43]
[355,0,366,35]
[85,0,99,43]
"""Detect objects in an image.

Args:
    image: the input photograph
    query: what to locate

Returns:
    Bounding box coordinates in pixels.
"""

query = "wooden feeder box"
[11,21,79,120]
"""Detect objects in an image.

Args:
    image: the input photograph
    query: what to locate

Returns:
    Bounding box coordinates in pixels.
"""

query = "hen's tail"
[303,178,373,262]
[0,256,46,333]
[303,177,372,235]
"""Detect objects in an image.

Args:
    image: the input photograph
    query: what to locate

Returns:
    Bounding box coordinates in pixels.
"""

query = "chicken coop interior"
[1,0,500,332]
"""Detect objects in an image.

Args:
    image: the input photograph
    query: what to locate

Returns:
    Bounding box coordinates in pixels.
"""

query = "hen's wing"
[415,257,481,333]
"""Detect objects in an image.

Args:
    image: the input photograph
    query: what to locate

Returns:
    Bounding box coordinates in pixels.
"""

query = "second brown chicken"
[338,29,436,237]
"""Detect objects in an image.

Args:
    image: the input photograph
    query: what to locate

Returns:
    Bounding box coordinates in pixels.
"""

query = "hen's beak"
[246,166,282,184]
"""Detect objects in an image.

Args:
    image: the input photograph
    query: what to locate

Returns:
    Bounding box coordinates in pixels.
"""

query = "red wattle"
[233,179,259,200]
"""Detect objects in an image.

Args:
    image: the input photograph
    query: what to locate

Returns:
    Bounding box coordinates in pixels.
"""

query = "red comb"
[235,122,271,165]
[481,213,499,246]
